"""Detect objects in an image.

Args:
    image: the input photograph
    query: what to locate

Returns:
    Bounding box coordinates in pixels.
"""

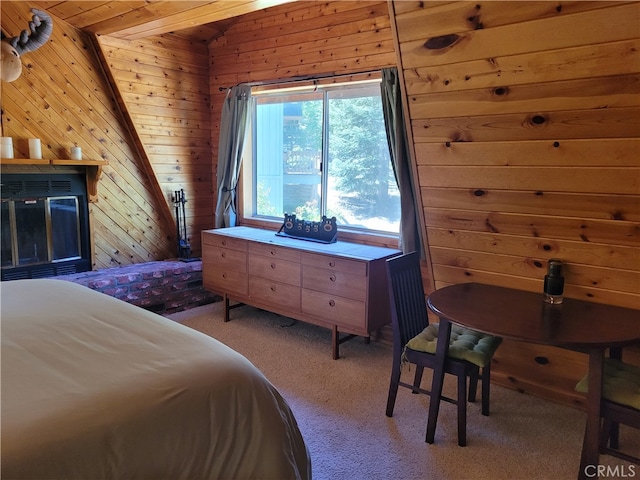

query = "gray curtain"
[214,84,252,228]
[380,67,421,254]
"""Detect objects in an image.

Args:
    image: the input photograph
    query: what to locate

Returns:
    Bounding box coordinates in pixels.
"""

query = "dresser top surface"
[203,227,401,261]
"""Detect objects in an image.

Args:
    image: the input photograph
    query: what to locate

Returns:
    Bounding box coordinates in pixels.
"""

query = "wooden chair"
[576,357,640,465]
[384,252,502,446]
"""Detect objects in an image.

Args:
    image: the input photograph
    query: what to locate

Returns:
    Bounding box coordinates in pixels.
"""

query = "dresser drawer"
[203,268,248,296]
[202,232,248,252]
[249,254,301,286]
[203,245,247,273]
[202,242,248,295]
[249,242,301,262]
[302,265,366,301]
[249,277,301,310]
[301,289,366,330]
[301,252,367,276]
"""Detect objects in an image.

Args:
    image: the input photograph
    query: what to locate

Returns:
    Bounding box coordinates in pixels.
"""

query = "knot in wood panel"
[423,34,461,50]
[466,5,484,31]
[485,218,499,233]
[524,114,547,127]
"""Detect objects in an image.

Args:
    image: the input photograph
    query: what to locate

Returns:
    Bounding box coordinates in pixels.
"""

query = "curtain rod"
[218,69,382,92]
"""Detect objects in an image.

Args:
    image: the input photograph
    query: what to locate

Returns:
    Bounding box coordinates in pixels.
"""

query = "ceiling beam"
[82,0,298,39]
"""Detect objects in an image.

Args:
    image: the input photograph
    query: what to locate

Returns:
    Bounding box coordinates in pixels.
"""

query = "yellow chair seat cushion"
[406,323,502,368]
[575,358,640,410]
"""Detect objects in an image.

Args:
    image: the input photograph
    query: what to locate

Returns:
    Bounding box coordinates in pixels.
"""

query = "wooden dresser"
[202,226,401,358]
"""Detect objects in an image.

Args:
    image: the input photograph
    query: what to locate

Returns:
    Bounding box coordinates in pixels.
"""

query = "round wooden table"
[426,283,640,480]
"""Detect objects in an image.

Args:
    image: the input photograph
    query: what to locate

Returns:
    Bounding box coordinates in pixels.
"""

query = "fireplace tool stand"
[173,189,199,262]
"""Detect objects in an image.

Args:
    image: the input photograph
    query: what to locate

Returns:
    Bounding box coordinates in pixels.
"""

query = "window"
[244,79,400,235]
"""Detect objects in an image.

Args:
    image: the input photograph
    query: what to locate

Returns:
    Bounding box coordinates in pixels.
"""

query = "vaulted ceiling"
[22,0,299,43]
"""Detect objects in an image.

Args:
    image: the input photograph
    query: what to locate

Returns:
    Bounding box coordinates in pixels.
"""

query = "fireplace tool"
[173,189,198,262]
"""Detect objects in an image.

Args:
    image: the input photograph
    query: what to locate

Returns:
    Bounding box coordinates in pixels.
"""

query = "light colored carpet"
[167,302,638,480]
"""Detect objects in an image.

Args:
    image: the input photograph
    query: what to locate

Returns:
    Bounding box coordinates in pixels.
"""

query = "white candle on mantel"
[70,146,82,160]
[29,138,42,159]
[1,137,14,159]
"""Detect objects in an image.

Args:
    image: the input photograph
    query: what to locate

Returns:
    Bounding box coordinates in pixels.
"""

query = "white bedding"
[1,279,311,479]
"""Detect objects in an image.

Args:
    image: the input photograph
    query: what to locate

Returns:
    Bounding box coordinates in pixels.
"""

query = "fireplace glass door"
[1,196,81,269]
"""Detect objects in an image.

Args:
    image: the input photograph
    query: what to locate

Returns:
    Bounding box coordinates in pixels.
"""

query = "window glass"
[255,92,323,219]
[50,197,81,261]
[250,80,400,235]
[1,201,13,267]
[14,199,47,265]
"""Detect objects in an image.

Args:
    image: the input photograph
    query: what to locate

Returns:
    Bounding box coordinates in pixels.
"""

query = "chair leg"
[606,346,621,450]
[609,421,620,450]
[481,363,491,416]
[412,366,424,394]
[457,372,467,447]
[600,418,612,450]
[386,353,402,417]
[468,367,479,403]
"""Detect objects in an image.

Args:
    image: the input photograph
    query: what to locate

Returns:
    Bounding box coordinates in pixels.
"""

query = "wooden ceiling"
[23,0,298,43]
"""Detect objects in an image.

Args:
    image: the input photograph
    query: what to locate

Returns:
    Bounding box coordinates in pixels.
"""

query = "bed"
[1,278,311,480]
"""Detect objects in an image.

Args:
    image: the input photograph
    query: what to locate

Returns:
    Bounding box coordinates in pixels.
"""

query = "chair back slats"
[386,252,430,348]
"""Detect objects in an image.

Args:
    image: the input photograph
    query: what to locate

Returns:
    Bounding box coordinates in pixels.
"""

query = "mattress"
[1,278,311,479]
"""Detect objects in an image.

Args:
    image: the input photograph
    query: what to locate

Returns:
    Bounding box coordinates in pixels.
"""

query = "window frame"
[239,75,400,242]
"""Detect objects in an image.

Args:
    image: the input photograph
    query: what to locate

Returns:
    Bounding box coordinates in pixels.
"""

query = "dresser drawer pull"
[270,249,276,256]
[329,261,335,267]
[329,274,336,282]
[270,285,276,292]
[221,252,226,258]
[222,273,227,279]
[221,240,227,246]
[329,299,335,307]
[271,262,276,269]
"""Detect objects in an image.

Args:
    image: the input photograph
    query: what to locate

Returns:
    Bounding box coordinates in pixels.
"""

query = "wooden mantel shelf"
[1,158,108,202]
[0,157,108,166]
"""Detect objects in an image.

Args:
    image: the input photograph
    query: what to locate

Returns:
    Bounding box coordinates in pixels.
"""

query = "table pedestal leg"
[578,348,604,480]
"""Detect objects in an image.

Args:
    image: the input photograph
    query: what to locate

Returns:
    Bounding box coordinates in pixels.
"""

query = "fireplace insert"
[1,173,91,280]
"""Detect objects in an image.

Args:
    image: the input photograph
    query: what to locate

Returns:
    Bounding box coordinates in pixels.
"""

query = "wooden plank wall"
[390,1,640,405]
[0,3,175,268]
[208,0,401,250]
[97,34,214,256]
